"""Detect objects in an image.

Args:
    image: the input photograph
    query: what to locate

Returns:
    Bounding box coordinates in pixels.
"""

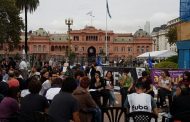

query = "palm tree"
[15,0,39,58]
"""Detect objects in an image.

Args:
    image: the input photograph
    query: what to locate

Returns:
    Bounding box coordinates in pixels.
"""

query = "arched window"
[146,46,149,52]
[55,46,58,51]
[43,45,46,52]
[59,46,62,51]
[38,45,41,52]
[62,46,65,51]
[33,45,37,52]
[51,46,54,51]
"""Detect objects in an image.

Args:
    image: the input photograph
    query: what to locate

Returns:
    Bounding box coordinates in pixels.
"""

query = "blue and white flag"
[148,54,153,68]
[106,0,112,18]
[86,11,95,17]
[97,56,103,66]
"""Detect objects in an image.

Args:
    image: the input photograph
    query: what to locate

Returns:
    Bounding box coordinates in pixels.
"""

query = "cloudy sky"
[21,0,179,34]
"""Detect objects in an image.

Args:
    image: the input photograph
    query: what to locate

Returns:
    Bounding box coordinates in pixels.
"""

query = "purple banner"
[151,69,190,85]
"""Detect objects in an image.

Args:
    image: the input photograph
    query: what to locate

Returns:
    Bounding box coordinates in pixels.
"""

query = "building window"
[121,47,125,52]
[141,46,144,53]
[51,46,54,51]
[105,36,110,41]
[59,46,61,51]
[146,46,149,52]
[86,36,88,41]
[128,47,132,52]
[82,47,84,51]
[137,48,139,52]
[38,45,41,52]
[74,36,79,41]
[96,36,98,41]
[75,46,78,51]
[33,45,37,52]
[86,36,98,41]
[43,45,46,52]
[114,47,118,52]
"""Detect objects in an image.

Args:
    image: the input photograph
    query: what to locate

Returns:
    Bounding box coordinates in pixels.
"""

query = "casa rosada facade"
[1,26,153,61]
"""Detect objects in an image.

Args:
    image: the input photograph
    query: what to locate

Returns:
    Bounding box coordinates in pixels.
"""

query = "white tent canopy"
[137,50,177,58]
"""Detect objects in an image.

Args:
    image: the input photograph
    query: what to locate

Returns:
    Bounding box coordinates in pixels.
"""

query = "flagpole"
[105,0,108,62]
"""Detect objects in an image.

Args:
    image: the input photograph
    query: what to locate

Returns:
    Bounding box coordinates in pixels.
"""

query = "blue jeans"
[109,90,116,106]
[84,107,102,122]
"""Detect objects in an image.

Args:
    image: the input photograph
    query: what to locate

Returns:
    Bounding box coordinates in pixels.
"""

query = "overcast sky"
[21,0,179,34]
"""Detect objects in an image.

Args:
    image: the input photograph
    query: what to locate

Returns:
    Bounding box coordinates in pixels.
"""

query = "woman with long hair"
[158,70,172,108]
[104,71,117,106]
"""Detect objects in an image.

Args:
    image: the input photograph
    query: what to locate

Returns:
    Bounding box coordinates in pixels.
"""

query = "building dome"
[134,29,150,38]
[32,28,49,36]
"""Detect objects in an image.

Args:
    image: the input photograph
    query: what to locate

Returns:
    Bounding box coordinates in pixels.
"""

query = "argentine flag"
[106,0,112,18]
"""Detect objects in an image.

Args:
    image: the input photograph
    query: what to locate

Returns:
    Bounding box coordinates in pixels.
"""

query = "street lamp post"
[153,39,156,51]
[65,18,73,59]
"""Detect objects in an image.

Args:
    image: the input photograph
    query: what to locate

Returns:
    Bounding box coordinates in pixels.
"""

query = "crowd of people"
[0,57,190,122]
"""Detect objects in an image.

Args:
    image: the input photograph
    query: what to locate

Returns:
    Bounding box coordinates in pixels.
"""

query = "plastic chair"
[126,111,158,122]
[101,107,127,122]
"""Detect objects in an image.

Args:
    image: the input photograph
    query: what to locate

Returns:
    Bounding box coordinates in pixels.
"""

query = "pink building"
[1,27,153,62]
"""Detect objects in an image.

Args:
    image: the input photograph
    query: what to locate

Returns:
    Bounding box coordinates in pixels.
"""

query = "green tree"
[69,51,76,65]
[155,61,178,69]
[15,0,39,56]
[0,0,24,47]
[165,55,178,64]
[166,27,177,45]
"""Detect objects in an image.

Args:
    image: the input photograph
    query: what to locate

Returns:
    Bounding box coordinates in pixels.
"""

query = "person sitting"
[170,85,190,122]
[157,70,172,108]
[73,76,101,122]
[48,77,80,122]
[137,71,154,97]
[39,69,51,96]
[7,70,20,88]
[45,77,62,101]
[178,71,190,93]
[74,70,85,86]
[124,82,158,116]
[0,81,9,102]
[20,77,49,121]
[89,71,109,107]
[0,87,19,120]
[104,71,117,107]
[118,70,134,107]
